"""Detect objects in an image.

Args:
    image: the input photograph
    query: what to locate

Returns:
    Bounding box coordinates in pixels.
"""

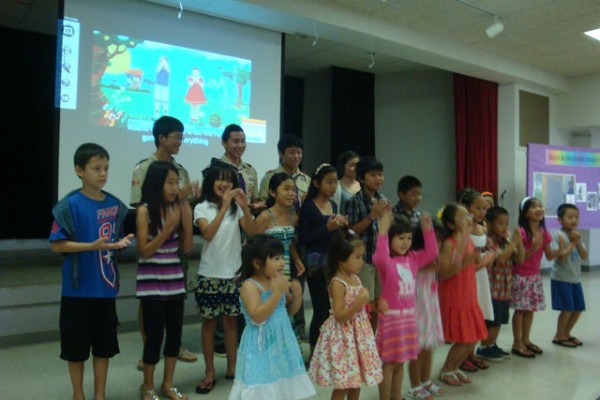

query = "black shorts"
[485,299,510,328]
[59,296,119,362]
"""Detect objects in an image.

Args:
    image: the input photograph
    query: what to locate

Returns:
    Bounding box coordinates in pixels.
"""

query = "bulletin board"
[527,143,600,229]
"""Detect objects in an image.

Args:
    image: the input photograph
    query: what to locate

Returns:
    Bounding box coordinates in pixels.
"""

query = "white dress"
[471,233,494,321]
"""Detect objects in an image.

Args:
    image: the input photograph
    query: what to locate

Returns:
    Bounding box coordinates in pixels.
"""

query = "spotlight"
[486,16,504,39]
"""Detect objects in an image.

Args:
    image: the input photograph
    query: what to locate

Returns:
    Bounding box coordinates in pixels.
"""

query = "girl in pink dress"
[184,67,207,124]
[373,211,438,400]
[437,203,487,388]
[309,230,382,400]
[510,197,558,357]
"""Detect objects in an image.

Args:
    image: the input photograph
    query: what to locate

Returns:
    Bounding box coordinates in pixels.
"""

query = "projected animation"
[90,31,252,143]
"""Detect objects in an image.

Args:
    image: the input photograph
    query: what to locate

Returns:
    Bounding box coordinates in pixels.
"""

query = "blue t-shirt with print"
[49,191,124,298]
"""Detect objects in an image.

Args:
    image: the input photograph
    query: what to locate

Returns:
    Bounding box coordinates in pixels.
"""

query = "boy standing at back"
[49,143,134,400]
[347,156,388,329]
[551,203,588,348]
[393,175,424,249]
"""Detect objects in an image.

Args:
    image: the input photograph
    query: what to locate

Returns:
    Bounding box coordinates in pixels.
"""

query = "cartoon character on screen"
[154,56,171,119]
[184,66,207,125]
[234,64,250,109]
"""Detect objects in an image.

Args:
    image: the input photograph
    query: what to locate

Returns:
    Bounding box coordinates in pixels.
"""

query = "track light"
[486,16,504,39]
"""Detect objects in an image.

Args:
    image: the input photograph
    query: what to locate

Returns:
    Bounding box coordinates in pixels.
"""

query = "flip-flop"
[469,357,489,370]
[568,337,583,346]
[195,379,216,395]
[511,348,535,358]
[439,371,462,387]
[552,339,577,348]
[524,343,543,354]
[459,360,478,372]
[225,374,235,380]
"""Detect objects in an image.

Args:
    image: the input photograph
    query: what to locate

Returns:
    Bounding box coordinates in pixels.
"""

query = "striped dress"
[136,230,186,299]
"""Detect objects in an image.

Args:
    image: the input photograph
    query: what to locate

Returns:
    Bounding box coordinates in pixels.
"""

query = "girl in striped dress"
[372,210,439,400]
[136,161,193,400]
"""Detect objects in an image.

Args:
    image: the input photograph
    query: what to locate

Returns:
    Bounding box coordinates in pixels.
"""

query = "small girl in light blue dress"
[228,234,316,400]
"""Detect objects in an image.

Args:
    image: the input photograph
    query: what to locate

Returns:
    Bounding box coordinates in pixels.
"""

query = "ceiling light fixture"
[451,0,504,39]
[584,28,600,42]
[486,16,504,39]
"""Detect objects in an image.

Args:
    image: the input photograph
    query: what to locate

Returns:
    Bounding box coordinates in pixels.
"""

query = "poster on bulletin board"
[527,143,600,229]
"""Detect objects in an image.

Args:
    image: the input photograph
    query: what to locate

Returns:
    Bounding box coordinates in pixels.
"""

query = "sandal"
[568,336,583,346]
[511,347,535,358]
[459,359,478,372]
[161,386,187,400]
[469,356,489,370]
[140,385,160,400]
[524,343,543,354]
[406,385,434,400]
[423,381,444,397]
[438,371,462,387]
[195,379,216,395]
[453,370,472,384]
[552,338,577,348]
[177,347,198,363]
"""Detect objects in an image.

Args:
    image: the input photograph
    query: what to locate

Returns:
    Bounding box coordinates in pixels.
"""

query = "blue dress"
[228,279,316,400]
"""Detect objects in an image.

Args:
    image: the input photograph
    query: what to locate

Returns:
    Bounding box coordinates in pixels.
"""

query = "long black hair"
[336,150,360,179]
[440,202,463,240]
[518,197,545,240]
[141,161,179,236]
[265,172,294,208]
[199,162,239,215]
[236,234,285,282]
[305,164,338,202]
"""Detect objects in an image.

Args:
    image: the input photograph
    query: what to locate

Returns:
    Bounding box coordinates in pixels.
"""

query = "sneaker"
[178,347,198,363]
[296,330,309,343]
[476,346,504,362]
[406,386,434,400]
[490,344,511,359]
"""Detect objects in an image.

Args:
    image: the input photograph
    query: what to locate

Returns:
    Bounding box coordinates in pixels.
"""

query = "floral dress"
[308,276,383,389]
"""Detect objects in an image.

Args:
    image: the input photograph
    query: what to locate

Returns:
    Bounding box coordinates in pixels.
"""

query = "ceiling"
[2,0,600,78]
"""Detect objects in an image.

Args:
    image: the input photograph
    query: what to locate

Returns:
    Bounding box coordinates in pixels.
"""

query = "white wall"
[557,73,600,131]
[374,70,455,214]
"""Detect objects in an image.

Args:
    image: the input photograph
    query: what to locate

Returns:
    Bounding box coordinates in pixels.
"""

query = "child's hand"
[356,287,370,306]
[532,230,543,251]
[93,233,135,250]
[233,188,248,208]
[421,212,432,231]
[379,210,394,233]
[371,199,389,218]
[326,214,346,231]
[376,298,389,314]
[569,231,581,244]
[294,259,306,277]
[482,250,495,266]
[512,227,522,244]
[272,275,290,293]
[165,204,182,232]
[221,189,236,209]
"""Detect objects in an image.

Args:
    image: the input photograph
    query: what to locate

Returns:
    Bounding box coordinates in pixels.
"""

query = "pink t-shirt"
[512,226,552,277]
[372,229,439,313]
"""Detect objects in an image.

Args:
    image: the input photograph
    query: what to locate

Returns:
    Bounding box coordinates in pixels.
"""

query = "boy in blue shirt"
[50,143,133,400]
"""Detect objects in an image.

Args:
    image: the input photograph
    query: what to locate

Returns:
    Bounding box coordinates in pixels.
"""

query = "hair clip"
[315,163,331,175]
[347,228,356,236]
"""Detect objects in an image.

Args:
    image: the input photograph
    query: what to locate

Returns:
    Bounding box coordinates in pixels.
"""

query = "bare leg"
[379,362,395,400]
[161,356,177,390]
[68,361,85,400]
[521,311,534,346]
[419,348,433,383]
[512,310,524,349]
[565,311,582,338]
[408,357,421,388]
[200,317,217,383]
[554,311,572,341]
[332,389,347,400]
[482,326,500,347]
[347,388,361,400]
[92,357,109,400]
[222,315,238,376]
[142,362,156,391]
[391,363,404,400]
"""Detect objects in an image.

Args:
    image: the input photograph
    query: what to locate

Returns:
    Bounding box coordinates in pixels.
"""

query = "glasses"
[168,134,183,142]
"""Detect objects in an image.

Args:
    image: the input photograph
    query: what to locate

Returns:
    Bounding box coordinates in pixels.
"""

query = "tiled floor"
[1,272,599,400]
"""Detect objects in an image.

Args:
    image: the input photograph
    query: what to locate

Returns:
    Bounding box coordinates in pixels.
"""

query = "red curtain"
[454,73,498,197]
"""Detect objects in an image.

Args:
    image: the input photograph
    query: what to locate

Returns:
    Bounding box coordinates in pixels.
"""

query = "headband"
[481,191,493,197]
[315,163,331,175]
[520,196,532,211]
